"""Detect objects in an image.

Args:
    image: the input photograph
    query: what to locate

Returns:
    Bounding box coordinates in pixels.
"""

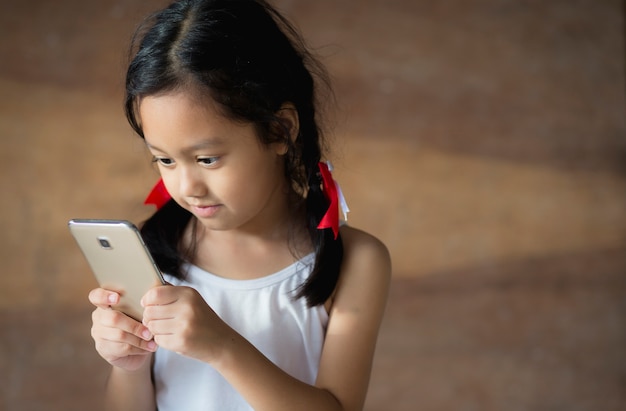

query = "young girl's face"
[139,92,290,234]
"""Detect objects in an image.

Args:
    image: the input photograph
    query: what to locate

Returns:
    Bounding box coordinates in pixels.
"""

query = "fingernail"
[108,293,118,304]
[147,341,157,351]
[142,329,152,340]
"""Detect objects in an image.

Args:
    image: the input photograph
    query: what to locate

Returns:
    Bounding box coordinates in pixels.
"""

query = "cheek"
[158,173,182,203]
[218,173,253,203]
[218,166,269,206]
[160,175,176,195]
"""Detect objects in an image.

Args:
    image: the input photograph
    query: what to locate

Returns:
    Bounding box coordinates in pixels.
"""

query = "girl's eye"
[197,156,219,167]
[152,156,175,167]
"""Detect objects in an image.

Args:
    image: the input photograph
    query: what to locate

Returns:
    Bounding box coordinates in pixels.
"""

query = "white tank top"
[153,253,328,411]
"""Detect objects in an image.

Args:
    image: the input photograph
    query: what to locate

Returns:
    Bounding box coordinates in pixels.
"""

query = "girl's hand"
[88,288,158,372]
[141,285,232,363]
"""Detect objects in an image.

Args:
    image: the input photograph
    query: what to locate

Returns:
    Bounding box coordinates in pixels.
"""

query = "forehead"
[138,91,255,149]
[138,91,224,128]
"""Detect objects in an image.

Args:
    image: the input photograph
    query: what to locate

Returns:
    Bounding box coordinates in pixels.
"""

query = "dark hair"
[125,0,342,307]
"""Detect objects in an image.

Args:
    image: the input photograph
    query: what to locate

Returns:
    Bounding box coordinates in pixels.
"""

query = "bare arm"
[104,361,155,411]
[314,226,392,410]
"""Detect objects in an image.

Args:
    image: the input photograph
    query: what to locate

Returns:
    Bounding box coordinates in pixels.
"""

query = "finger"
[93,307,154,341]
[100,331,157,353]
[142,304,177,333]
[144,316,179,336]
[95,336,157,358]
[92,316,157,353]
[141,284,178,307]
[88,288,119,309]
[152,334,175,352]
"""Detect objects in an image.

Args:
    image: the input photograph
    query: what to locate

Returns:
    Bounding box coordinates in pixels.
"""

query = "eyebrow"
[145,138,226,154]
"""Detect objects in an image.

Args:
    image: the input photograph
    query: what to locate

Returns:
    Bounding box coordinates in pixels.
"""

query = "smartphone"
[68,219,165,321]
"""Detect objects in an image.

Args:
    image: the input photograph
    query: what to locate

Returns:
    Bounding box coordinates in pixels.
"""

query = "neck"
[186,195,312,280]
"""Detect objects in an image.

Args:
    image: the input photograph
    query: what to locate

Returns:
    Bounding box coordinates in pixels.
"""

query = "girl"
[88,0,391,410]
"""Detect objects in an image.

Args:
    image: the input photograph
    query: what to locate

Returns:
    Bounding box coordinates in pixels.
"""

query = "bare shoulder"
[340,225,391,282]
[329,225,392,312]
[340,225,390,258]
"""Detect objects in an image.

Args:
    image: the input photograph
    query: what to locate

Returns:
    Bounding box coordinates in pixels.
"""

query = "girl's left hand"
[141,285,233,363]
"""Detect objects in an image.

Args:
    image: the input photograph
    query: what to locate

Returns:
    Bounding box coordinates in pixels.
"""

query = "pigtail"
[140,200,193,279]
[295,165,344,307]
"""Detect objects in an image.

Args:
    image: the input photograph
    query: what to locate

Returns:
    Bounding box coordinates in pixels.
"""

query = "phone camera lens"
[98,237,112,249]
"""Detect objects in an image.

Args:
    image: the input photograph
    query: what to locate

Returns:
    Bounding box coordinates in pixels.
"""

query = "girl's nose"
[179,166,207,198]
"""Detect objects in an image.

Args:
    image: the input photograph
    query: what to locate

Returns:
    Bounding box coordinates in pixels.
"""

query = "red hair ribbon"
[317,161,349,239]
[144,178,172,210]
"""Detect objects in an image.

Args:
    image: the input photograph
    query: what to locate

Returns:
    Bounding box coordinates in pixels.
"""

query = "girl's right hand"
[88,288,158,372]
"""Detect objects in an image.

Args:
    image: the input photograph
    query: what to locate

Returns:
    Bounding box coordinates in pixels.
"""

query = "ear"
[274,102,299,155]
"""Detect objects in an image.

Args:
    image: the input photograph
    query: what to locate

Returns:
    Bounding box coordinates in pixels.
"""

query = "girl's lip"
[190,204,221,218]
